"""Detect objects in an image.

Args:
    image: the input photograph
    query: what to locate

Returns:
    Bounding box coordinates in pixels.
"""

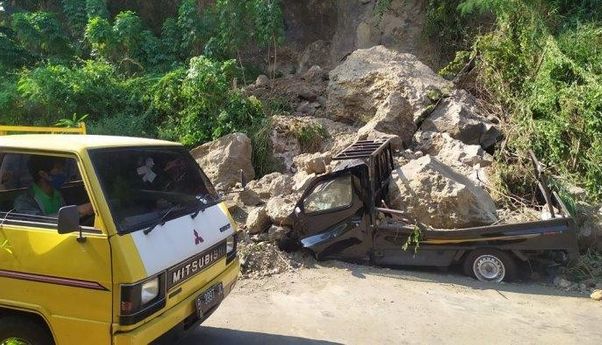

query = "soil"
[157,262,602,345]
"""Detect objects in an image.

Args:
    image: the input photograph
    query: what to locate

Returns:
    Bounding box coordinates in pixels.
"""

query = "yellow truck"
[0,125,240,344]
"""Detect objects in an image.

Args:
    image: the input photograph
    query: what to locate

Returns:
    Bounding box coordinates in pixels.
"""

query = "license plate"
[195,283,224,318]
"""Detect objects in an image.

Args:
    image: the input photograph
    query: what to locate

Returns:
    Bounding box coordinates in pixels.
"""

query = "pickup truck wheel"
[0,316,54,345]
[463,249,517,283]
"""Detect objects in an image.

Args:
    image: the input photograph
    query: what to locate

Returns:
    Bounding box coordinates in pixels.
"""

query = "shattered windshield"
[89,146,218,234]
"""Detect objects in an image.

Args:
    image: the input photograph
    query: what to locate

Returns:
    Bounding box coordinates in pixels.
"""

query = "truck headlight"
[226,233,237,263]
[120,273,166,325]
[141,277,160,304]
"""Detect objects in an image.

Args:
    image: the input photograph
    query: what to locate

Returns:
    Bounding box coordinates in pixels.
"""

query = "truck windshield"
[89,146,218,234]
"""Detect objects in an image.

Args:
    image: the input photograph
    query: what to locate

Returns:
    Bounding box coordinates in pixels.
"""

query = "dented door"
[292,166,371,261]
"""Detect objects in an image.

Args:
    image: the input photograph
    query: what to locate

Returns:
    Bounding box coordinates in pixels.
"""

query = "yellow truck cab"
[0,126,240,345]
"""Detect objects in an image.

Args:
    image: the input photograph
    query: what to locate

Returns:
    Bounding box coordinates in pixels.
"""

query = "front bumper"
[113,258,239,345]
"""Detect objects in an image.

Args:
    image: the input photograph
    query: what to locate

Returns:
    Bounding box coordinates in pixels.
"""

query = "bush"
[448,0,602,200]
[154,56,266,146]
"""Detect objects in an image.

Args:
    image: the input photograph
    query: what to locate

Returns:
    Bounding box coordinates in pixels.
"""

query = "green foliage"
[444,0,602,200]
[11,11,72,59]
[86,0,109,19]
[374,0,393,21]
[249,117,279,177]
[55,113,89,128]
[402,225,422,254]
[154,56,265,146]
[293,123,329,153]
[0,0,285,177]
[253,0,284,48]
[85,11,163,74]
[0,28,32,68]
[61,0,88,37]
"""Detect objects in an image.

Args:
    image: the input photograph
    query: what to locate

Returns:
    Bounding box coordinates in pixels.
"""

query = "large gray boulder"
[247,172,294,199]
[327,46,452,127]
[357,91,416,146]
[388,155,498,229]
[191,132,255,190]
[421,90,501,149]
[413,131,493,185]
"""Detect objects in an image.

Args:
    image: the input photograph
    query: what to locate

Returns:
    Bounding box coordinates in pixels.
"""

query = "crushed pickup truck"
[289,139,579,282]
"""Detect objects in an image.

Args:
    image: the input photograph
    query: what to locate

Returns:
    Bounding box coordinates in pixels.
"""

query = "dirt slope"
[158,263,601,345]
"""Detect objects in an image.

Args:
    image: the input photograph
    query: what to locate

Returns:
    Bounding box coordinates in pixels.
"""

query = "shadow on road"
[155,326,342,345]
[321,260,586,299]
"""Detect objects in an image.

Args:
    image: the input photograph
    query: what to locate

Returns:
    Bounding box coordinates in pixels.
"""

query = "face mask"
[49,173,67,190]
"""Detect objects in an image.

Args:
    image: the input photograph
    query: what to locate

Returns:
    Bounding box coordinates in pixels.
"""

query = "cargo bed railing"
[0,123,87,135]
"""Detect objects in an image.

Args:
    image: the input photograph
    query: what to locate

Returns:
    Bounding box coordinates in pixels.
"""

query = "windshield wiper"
[143,205,180,235]
[190,194,218,219]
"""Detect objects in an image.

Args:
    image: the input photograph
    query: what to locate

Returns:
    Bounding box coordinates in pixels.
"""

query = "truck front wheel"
[0,315,54,345]
[463,249,517,283]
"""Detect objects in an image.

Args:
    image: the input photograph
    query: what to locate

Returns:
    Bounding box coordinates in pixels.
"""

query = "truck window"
[303,175,353,214]
[88,146,218,234]
[0,152,94,226]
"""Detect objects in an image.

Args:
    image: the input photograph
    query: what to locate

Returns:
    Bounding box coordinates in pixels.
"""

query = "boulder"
[268,225,288,243]
[388,155,498,229]
[293,171,316,192]
[293,152,332,174]
[298,40,331,74]
[592,289,602,301]
[255,74,270,87]
[247,172,294,199]
[357,91,416,146]
[303,65,327,82]
[234,188,263,207]
[414,131,493,185]
[246,206,271,234]
[327,46,452,125]
[269,115,358,171]
[421,90,501,149]
[266,196,296,226]
[191,133,254,190]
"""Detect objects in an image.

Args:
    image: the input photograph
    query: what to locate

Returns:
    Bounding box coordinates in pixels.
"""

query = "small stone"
[553,276,572,289]
[246,206,271,234]
[590,289,602,301]
[255,74,269,87]
[268,225,287,243]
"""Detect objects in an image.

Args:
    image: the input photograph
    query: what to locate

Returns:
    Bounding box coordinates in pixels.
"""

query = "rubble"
[293,152,332,174]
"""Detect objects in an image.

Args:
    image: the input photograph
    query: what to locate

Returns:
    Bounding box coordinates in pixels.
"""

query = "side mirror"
[57,205,84,238]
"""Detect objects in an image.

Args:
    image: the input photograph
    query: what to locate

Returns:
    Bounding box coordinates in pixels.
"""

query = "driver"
[14,156,94,218]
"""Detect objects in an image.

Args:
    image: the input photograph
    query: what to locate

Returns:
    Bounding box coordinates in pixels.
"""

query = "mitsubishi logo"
[193,229,204,245]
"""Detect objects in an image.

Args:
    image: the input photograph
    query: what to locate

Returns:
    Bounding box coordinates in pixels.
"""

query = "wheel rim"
[1,337,31,345]
[473,254,505,282]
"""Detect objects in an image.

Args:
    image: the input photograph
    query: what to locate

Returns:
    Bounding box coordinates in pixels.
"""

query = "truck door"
[0,152,112,344]
[292,166,371,261]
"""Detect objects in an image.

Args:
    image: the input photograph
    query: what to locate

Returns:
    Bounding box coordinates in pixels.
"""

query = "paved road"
[157,262,601,345]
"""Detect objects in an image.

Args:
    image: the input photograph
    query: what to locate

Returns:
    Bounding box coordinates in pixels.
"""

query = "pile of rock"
[191,46,597,276]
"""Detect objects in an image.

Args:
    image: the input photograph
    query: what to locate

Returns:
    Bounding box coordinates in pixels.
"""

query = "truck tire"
[0,315,54,345]
[463,249,517,283]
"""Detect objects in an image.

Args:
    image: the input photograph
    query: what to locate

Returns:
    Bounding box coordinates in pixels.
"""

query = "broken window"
[303,175,353,214]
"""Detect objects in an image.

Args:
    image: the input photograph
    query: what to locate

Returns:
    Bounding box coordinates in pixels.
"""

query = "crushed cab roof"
[0,134,180,153]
